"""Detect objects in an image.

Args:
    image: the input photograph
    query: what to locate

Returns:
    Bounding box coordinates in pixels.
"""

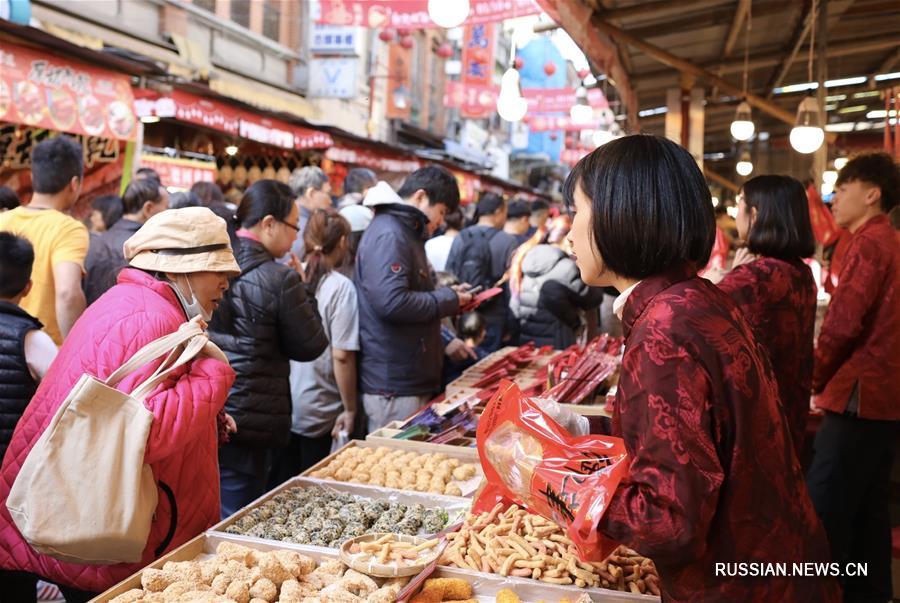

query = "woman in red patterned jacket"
[718,175,817,459]
[563,135,839,602]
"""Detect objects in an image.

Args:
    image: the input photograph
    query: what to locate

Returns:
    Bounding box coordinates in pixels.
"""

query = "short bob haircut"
[563,134,715,279]
[741,175,815,260]
[835,152,900,213]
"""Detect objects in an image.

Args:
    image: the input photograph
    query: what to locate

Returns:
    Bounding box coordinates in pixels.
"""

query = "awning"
[134,88,333,150]
[0,41,137,140]
[209,71,318,121]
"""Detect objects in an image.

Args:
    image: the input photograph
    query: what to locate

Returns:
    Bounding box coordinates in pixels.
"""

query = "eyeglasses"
[279,219,300,232]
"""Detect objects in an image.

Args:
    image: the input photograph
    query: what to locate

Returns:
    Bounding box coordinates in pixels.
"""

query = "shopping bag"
[7,320,217,564]
[473,380,630,560]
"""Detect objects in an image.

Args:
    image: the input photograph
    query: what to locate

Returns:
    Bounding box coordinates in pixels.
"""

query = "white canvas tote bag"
[7,320,216,564]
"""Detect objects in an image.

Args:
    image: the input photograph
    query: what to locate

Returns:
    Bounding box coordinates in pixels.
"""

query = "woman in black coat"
[209,180,328,518]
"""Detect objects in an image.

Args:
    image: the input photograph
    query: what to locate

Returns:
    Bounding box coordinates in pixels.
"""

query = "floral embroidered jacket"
[599,267,839,603]
[718,257,816,456]
[813,214,900,420]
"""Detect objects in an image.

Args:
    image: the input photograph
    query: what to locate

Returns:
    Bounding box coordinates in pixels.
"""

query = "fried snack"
[339,569,378,597]
[250,577,278,602]
[421,577,473,600]
[278,579,304,603]
[141,568,172,592]
[440,505,662,595]
[216,541,257,565]
[496,588,522,603]
[109,589,144,603]
[162,580,207,599]
[318,582,365,602]
[309,447,477,495]
[225,580,251,603]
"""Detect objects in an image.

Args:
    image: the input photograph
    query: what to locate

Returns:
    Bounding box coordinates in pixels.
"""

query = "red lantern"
[400,36,414,50]
[514,56,524,70]
[378,29,394,42]
[522,115,531,124]
[436,43,453,59]
[544,61,557,76]
[472,48,489,64]
[549,133,558,141]
[397,27,411,37]
[578,68,590,79]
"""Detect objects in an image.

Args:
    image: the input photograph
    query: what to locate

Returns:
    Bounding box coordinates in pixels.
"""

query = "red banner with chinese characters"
[325,146,421,173]
[460,23,497,118]
[445,82,608,117]
[139,154,216,190]
[0,42,136,140]
[133,89,333,149]
[561,147,590,166]
[317,0,540,28]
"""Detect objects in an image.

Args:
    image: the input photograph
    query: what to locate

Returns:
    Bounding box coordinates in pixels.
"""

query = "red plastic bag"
[473,380,630,561]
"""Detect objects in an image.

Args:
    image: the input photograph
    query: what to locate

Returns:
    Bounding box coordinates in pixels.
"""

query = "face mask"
[170,274,212,321]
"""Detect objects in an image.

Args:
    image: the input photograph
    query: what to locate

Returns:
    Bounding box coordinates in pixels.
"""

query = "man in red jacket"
[807,152,900,602]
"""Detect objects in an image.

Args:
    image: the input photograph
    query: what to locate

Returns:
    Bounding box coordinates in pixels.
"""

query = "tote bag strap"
[105,321,204,388]
[129,335,209,402]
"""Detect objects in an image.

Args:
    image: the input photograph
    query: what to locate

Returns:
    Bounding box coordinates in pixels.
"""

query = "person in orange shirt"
[0,136,88,345]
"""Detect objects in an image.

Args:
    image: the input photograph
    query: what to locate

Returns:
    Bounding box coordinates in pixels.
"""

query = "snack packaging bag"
[473,380,629,560]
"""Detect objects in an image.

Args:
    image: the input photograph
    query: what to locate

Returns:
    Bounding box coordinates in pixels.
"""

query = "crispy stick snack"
[474,381,629,560]
[440,505,661,596]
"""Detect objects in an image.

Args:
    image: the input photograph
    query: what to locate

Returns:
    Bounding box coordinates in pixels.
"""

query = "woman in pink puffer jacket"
[0,208,239,600]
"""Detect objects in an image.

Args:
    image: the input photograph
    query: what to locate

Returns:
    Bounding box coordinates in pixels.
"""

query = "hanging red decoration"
[514,56,524,70]
[400,36,415,49]
[378,29,394,42]
[472,48,489,64]
[522,115,531,124]
[436,43,453,59]
[549,133,558,141]
[544,61,557,76]
[397,27,411,37]
[578,68,590,79]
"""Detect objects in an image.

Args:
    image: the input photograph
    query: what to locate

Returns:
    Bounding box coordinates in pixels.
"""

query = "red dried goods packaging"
[474,380,629,561]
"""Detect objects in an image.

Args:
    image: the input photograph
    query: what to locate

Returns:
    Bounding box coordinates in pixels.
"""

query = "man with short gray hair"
[289,166,332,259]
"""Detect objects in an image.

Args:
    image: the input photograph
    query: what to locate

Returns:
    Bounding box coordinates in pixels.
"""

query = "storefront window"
[263,0,281,42]
[229,0,250,28]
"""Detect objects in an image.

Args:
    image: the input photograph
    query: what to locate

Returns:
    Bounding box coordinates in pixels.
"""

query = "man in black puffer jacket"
[209,181,328,517]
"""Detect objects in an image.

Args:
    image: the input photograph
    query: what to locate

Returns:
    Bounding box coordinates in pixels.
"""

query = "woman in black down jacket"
[209,180,327,518]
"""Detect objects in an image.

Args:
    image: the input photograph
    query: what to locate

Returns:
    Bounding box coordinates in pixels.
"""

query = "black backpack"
[447,227,500,290]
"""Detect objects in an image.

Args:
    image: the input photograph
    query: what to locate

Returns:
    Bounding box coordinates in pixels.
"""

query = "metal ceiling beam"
[632,35,900,90]
[591,16,797,125]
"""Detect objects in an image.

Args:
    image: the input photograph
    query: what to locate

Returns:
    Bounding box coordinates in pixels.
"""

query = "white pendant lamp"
[736,152,754,176]
[428,0,470,28]
[497,68,527,122]
[790,96,825,154]
[730,101,755,141]
[790,0,825,154]
[569,87,593,124]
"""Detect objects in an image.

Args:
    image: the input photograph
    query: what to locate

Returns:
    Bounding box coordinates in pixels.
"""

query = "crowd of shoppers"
[0,133,897,602]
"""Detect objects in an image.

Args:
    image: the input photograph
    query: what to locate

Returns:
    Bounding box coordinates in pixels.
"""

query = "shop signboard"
[133,89,334,149]
[459,23,497,118]
[308,58,358,99]
[0,124,119,169]
[325,146,421,173]
[444,82,608,116]
[317,0,540,28]
[139,154,216,190]
[385,42,412,120]
[0,41,136,140]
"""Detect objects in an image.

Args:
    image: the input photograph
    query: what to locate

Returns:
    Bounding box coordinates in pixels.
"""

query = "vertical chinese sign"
[460,23,497,119]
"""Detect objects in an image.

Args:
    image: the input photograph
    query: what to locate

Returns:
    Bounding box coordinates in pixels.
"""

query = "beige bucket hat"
[124,207,241,276]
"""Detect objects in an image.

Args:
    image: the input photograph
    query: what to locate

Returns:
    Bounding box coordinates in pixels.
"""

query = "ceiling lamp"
[497,68,527,122]
[822,169,838,185]
[834,156,848,170]
[730,5,755,141]
[790,0,825,154]
[570,87,593,124]
[730,101,755,141]
[225,145,239,156]
[428,0,470,28]
[790,96,825,154]
[736,152,753,176]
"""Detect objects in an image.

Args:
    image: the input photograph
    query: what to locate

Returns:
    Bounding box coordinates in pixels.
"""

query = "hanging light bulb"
[428,0,470,28]
[730,101,755,141]
[822,170,838,185]
[834,156,848,170]
[736,152,753,176]
[569,87,593,125]
[497,68,527,122]
[592,129,614,147]
[790,96,825,154]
